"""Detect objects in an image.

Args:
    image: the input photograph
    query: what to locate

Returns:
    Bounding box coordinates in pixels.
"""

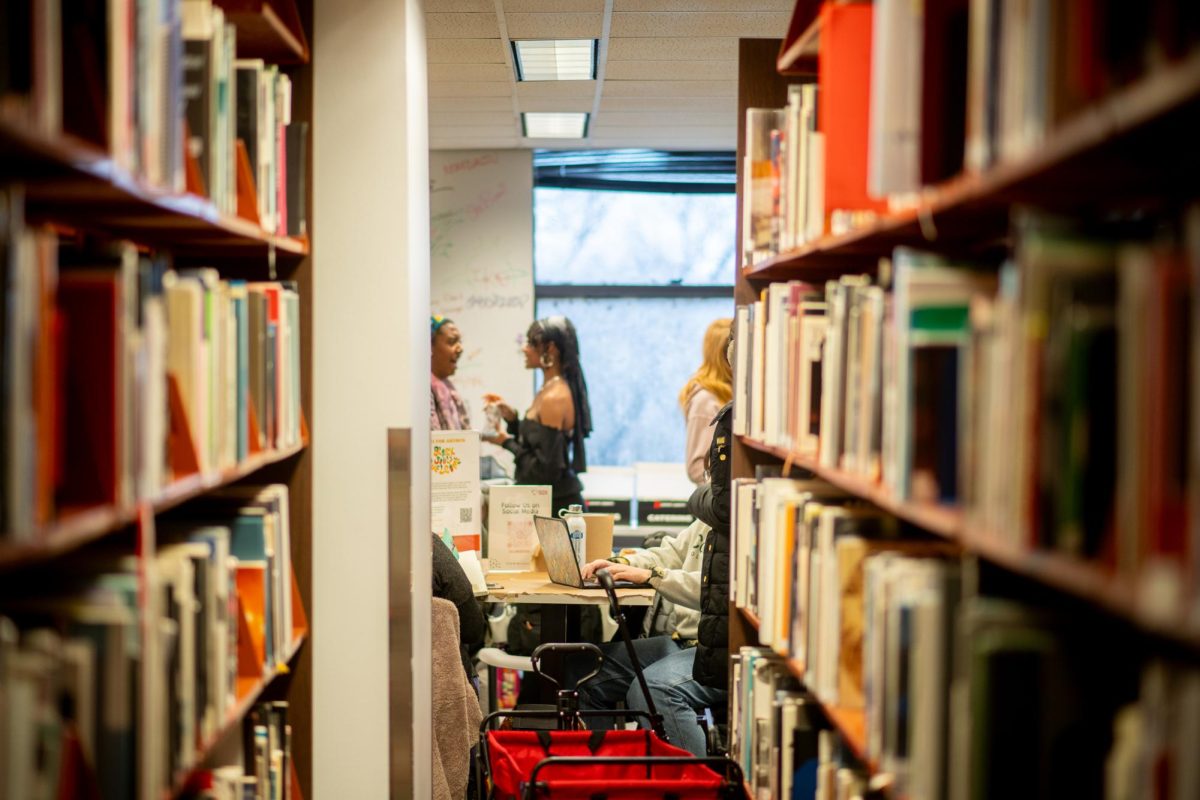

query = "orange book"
[818,1,887,233]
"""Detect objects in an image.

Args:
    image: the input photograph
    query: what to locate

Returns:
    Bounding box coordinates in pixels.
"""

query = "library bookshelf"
[739,435,1200,652]
[0,441,306,572]
[0,1,315,798]
[730,2,1200,794]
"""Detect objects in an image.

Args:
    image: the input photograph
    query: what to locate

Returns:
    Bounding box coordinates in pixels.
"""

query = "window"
[533,151,736,467]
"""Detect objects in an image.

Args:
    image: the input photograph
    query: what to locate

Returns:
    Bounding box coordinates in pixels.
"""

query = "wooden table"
[484,571,655,606]
[483,571,655,702]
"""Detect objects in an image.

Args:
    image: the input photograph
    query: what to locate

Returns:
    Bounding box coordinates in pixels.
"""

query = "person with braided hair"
[485,315,593,513]
[484,316,601,667]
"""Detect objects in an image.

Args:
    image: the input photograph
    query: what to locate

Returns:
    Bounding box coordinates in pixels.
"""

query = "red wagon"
[477,570,745,799]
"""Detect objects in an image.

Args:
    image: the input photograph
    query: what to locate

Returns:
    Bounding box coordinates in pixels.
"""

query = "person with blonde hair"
[678,317,733,485]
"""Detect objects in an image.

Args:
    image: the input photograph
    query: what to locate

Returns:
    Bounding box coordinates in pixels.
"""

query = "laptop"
[532,515,651,589]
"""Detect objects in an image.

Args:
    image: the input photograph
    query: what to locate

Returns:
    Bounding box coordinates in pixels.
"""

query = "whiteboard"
[430,150,535,425]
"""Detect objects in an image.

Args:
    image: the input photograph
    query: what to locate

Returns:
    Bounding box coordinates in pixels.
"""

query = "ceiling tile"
[430,96,515,112]
[427,39,508,64]
[614,0,792,10]
[428,63,513,82]
[515,81,596,100]
[516,95,594,112]
[429,111,520,127]
[602,79,735,97]
[595,110,731,126]
[431,125,520,139]
[431,137,522,150]
[606,36,737,61]
[425,0,494,11]
[591,124,732,137]
[598,95,736,112]
[505,12,603,39]
[504,0,605,10]
[605,60,735,81]
[426,13,501,38]
[427,81,513,97]
[609,11,789,38]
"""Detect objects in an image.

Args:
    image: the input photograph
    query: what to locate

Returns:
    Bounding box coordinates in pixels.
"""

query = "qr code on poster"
[460,507,473,522]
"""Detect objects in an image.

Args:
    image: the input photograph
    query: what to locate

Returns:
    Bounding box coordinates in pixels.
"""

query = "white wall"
[313,0,430,795]
[430,149,535,419]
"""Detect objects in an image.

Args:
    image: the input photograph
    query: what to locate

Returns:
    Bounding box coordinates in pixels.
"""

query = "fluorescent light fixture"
[513,39,596,81]
[522,112,590,139]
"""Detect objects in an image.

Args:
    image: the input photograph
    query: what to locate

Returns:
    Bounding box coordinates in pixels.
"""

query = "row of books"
[730,649,880,800]
[964,0,1200,173]
[730,477,1200,797]
[166,266,305,477]
[0,0,306,238]
[185,700,295,800]
[742,0,1200,263]
[733,642,1200,800]
[0,483,300,800]
[734,206,1200,621]
[2,187,304,539]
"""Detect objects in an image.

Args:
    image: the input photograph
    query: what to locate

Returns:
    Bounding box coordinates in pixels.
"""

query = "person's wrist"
[648,565,666,583]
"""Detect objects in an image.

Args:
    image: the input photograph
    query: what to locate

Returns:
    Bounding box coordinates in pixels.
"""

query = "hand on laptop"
[591,562,653,585]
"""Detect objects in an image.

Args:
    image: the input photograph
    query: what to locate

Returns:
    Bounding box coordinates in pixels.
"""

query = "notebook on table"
[532,515,651,590]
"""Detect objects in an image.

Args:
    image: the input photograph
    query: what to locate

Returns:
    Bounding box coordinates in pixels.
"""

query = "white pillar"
[313,0,430,795]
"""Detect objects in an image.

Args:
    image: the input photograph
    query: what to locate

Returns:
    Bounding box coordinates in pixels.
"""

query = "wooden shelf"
[746,47,1200,282]
[169,634,307,799]
[739,437,962,539]
[737,435,1200,650]
[776,0,823,75]
[738,605,761,630]
[0,442,307,571]
[963,532,1200,650]
[0,114,308,263]
[217,0,310,64]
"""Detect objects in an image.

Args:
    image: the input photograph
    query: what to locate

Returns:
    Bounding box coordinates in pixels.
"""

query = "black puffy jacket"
[688,402,732,690]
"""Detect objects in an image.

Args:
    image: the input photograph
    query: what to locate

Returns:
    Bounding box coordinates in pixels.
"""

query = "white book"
[164,273,208,474]
[868,0,923,197]
[799,85,819,243]
[842,286,865,473]
[818,281,846,468]
[734,480,758,610]
[796,304,827,456]
[750,296,767,441]
[763,284,792,448]
[733,306,751,436]
[806,132,825,243]
[783,85,804,251]
[486,484,552,572]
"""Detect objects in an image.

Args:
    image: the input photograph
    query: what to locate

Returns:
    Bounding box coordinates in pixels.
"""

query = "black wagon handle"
[595,568,669,741]
[529,641,605,690]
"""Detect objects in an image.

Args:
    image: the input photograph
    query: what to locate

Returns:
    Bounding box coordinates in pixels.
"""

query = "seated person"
[432,533,486,681]
[564,518,725,757]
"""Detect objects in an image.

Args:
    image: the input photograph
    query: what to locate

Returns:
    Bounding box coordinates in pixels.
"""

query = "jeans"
[565,636,727,757]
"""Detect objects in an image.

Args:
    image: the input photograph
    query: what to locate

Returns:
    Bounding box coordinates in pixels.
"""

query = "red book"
[817,1,887,233]
[56,272,121,509]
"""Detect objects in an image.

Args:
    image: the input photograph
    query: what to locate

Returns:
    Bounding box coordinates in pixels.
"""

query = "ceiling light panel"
[513,39,596,81]
[522,112,589,139]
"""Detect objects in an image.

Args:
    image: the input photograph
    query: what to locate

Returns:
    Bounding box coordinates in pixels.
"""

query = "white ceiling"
[426,1,793,151]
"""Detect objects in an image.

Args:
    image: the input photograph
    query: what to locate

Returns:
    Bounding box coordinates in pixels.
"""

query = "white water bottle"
[562,504,587,569]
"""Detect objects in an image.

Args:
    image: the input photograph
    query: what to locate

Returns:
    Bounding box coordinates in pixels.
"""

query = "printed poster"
[431,430,482,551]
[487,484,551,571]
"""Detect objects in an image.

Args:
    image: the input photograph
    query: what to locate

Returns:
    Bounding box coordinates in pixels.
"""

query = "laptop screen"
[533,515,582,588]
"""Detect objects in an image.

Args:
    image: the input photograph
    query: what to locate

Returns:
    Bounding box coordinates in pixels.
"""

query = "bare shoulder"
[538,383,576,430]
